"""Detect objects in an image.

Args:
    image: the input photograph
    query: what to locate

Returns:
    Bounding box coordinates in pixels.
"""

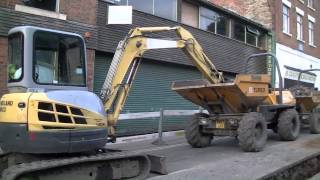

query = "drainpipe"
[267,31,276,88]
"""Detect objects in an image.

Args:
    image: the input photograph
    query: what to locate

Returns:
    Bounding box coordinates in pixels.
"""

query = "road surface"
[109,129,320,180]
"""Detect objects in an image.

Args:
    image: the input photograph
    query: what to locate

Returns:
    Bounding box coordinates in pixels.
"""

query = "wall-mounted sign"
[107,6,132,24]
[284,68,316,83]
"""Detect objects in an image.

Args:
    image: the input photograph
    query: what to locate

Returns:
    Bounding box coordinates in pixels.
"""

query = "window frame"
[8,32,24,83]
[32,30,87,87]
[308,0,314,9]
[23,0,60,12]
[232,21,246,42]
[308,21,315,46]
[216,14,230,36]
[199,7,217,33]
[297,14,303,41]
[119,0,178,21]
[55,0,60,12]
[282,4,290,34]
[199,7,230,37]
[246,26,260,47]
[198,6,265,48]
[15,0,66,20]
[181,0,199,28]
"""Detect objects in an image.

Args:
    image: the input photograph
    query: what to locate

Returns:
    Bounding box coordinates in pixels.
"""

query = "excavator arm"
[99,26,224,135]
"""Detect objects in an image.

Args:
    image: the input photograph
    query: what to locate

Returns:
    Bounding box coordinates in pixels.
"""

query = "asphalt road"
[109,128,320,180]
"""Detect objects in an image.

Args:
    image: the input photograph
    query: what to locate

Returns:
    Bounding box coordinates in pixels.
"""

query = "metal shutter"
[94,52,201,136]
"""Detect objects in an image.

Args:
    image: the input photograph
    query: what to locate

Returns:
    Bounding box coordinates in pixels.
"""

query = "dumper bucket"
[172,74,274,113]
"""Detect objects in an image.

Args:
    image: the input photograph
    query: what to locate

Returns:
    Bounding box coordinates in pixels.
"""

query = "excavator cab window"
[33,31,86,86]
[8,32,24,82]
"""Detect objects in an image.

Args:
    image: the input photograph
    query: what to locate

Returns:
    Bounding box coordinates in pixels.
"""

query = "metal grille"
[37,102,88,125]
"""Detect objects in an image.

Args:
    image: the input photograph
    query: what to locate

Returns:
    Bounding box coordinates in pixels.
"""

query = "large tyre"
[238,112,267,152]
[185,113,212,148]
[277,109,300,141]
[309,112,320,134]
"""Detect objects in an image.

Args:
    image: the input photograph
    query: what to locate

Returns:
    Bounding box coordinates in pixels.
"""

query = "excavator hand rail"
[244,52,283,104]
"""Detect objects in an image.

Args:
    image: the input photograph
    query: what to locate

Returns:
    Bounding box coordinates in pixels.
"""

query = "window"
[283,5,290,34]
[258,35,267,48]
[233,22,245,42]
[181,1,199,27]
[199,7,229,36]
[246,26,260,46]
[23,0,59,12]
[308,0,314,9]
[128,0,153,14]
[199,7,218,33]
[33,31,86,86]
[117,0,177,21]
[308,21,315,45]
[8,33,24,82]
[216,15,229,36]
[154,0,177,21]
[297,14,303,40]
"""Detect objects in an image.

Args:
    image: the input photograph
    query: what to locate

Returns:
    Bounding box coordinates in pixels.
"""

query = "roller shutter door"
[94,52,201,136]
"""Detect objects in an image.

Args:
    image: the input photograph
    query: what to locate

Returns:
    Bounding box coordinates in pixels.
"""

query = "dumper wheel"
[309,112,320,134]
[185,113,212,148]
[277,109,300,141]
[238,112,267,152]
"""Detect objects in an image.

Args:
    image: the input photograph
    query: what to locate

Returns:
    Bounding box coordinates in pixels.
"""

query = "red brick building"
[210,0,320,88]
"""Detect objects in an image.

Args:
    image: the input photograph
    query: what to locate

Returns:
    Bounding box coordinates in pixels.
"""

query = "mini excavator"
[0,26,223,180]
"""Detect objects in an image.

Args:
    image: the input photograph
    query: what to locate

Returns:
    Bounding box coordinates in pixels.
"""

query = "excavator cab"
[7,26,87,92]
[0,26,108,154]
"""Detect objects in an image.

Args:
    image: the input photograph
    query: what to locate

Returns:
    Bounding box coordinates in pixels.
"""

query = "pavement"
[309,173,320,180]
[108,129,320,180]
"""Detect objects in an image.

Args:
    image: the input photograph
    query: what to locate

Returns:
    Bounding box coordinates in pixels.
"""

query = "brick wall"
[210,0,273,29]
[245,0,273,29]
[0,37,8,98]
[60,0,97,25]
[86,48,95,91]
[0,0,22,9]
[210,0,247,15]
[273,0,320,58]
[0,0,97,25]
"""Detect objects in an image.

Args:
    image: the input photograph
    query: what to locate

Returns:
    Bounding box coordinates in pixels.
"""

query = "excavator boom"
[99,26,224,134]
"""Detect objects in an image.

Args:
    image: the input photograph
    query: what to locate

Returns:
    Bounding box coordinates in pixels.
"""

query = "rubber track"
[1,151,150,180]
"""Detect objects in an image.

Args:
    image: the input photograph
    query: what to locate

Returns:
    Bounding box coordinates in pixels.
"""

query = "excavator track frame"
[1,151,150,180]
